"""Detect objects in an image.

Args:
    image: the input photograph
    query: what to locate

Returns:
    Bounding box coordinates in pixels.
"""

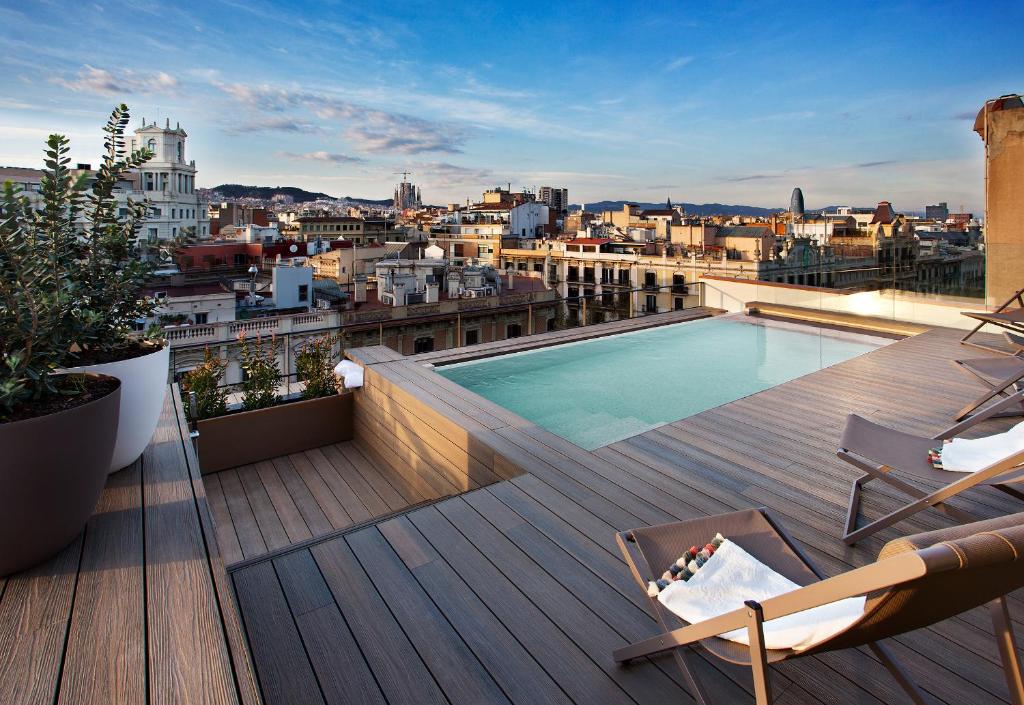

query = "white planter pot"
[65,343,169,473]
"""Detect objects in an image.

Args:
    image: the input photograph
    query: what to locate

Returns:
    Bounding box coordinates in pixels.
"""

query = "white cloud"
[277,150,366,164]
[50,64,179,96]
[665,56,694,72]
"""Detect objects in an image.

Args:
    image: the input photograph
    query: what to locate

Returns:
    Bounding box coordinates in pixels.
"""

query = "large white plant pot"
[66,343,169,473]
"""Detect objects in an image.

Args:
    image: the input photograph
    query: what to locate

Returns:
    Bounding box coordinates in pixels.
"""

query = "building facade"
[127,119,210,240]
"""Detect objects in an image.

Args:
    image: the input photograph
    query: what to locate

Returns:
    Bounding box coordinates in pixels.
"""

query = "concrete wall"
[979,100,1024,307]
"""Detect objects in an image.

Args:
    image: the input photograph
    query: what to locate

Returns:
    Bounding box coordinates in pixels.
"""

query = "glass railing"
[166,281,707,390]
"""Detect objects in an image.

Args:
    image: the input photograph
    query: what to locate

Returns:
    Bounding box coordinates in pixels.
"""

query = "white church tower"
[128,117,210,241]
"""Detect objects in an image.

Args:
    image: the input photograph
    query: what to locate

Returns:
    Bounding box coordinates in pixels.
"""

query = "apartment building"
[537,186,568,214]
[297,215,365,243]
[126,118,210,240]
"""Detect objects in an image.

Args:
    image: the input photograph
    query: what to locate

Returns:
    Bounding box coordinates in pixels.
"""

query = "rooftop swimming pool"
[435,316,889,450]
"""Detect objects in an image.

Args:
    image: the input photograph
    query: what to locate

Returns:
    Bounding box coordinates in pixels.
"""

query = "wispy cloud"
[951,110,976,120]
[232,117,322,134]
[277,150,366,164]
[50,64,178,95]
[410,161,492,187]
[216,83,466,154]
[665,56,694,72]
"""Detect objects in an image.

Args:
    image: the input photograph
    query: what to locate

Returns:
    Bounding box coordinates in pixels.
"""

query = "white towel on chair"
[657,540,865,652]
[941,420,1024,473]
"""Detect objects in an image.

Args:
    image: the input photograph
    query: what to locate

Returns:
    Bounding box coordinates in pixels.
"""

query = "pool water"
[436,316,886,450]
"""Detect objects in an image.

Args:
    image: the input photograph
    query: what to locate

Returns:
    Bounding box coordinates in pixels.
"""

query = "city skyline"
[1,1,1022,211]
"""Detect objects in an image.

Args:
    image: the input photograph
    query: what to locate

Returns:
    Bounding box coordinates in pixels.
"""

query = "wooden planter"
[196,392,354,474]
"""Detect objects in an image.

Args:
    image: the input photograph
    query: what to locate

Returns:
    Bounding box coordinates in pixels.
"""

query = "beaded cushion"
[647,533,725,596]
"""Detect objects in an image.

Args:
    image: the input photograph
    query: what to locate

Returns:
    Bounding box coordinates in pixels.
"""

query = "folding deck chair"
[615,508,1024,705]
[953,350,1024,421]
[837,390,1024,545]
[961,287,1024,354]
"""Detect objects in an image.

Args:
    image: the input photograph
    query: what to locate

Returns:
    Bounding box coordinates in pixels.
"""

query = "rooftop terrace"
[1,316,1021,705]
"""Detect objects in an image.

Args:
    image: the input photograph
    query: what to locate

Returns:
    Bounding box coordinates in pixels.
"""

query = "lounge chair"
[953,351,1024,421]
[614,508,1024,705]
[961,287,1024,354]
[837,390,1024,545]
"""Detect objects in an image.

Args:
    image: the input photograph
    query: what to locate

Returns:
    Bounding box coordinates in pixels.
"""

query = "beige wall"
[980,103,1024,306]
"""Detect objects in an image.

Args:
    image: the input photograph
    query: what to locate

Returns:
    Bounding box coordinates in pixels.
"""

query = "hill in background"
[573,200,783,216]
[210,184,391,206]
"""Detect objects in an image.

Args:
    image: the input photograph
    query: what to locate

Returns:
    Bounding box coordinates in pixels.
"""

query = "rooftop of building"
[6,302,1020,705]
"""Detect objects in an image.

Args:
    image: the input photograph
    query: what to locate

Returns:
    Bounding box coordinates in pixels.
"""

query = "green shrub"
[238,334,281,411]
[180,348,228,422]
[0,134,97,418]
[295,334,342,400]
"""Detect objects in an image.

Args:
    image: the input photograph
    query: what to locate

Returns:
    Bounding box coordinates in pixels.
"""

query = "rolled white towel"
[658,540,865,652]
[333,360,364,389]
[941,420,1024,473]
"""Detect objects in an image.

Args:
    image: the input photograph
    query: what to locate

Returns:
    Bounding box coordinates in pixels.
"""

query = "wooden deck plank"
[305,446,374,525]
[254,460,314,545]
[0,535,83,705]
[309,536,449,705]
[378,516,574,705]
[144,397,241,705]
[270,456,333,537]
[346,526,513,704]
[218,467,270,559]
[232,561,326,705]
[57,462,145,705]
[205,472,246,566]
[318,444,392,516]
[236,464,291,553]
[406,504,638,705]
[286,451,353,530]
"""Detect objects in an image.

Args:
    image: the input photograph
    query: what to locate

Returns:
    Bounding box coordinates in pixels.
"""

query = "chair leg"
[868,642,930,705]
[843,493,978,546]
[989,597,1024,705]
[674,648,715,705]
[745,601,773,705]
[844,473,870,539]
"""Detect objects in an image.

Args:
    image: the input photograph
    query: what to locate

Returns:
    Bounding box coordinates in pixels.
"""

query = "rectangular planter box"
[197,392,354,474]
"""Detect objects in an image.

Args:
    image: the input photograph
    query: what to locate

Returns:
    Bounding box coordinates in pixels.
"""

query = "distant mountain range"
[209,184,392,206]
[572,200,785,216]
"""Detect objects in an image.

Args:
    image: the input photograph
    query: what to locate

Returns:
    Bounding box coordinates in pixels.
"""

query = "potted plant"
[192,333,353,474]
[0,135,121,576]
[62,104,173,474]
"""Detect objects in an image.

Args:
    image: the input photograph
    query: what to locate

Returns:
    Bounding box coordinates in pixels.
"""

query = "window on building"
[298,284,309,302]
[619,270,630,286]
[465,329,479,346]
[194,312,208,325]
[645,294,657,312]
[517,262,527,271]
[506,323,522,339]
[147,138,156,152]
[414,336,435,354]
[177,141,183,161]
[645,271,657,289]
[674,297,684,311]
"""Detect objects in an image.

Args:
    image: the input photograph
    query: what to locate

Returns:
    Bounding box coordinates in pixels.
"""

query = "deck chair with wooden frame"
[615,508,1024,705]
[837,390,1024,546]
[961,287,1024,354]
[953,349,1024,421]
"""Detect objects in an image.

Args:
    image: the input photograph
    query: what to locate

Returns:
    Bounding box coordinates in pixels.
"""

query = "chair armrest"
[757,552,927,623]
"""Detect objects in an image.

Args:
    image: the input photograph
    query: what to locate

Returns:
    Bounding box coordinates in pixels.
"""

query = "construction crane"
[394,171,412,181]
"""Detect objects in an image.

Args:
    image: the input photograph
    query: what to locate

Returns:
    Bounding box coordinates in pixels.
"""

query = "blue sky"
[0,1,1020,211]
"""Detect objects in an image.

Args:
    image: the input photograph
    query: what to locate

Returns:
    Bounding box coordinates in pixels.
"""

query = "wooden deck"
[227,326,1024,705]
[0,388,260,705]
[205,440,454,567]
